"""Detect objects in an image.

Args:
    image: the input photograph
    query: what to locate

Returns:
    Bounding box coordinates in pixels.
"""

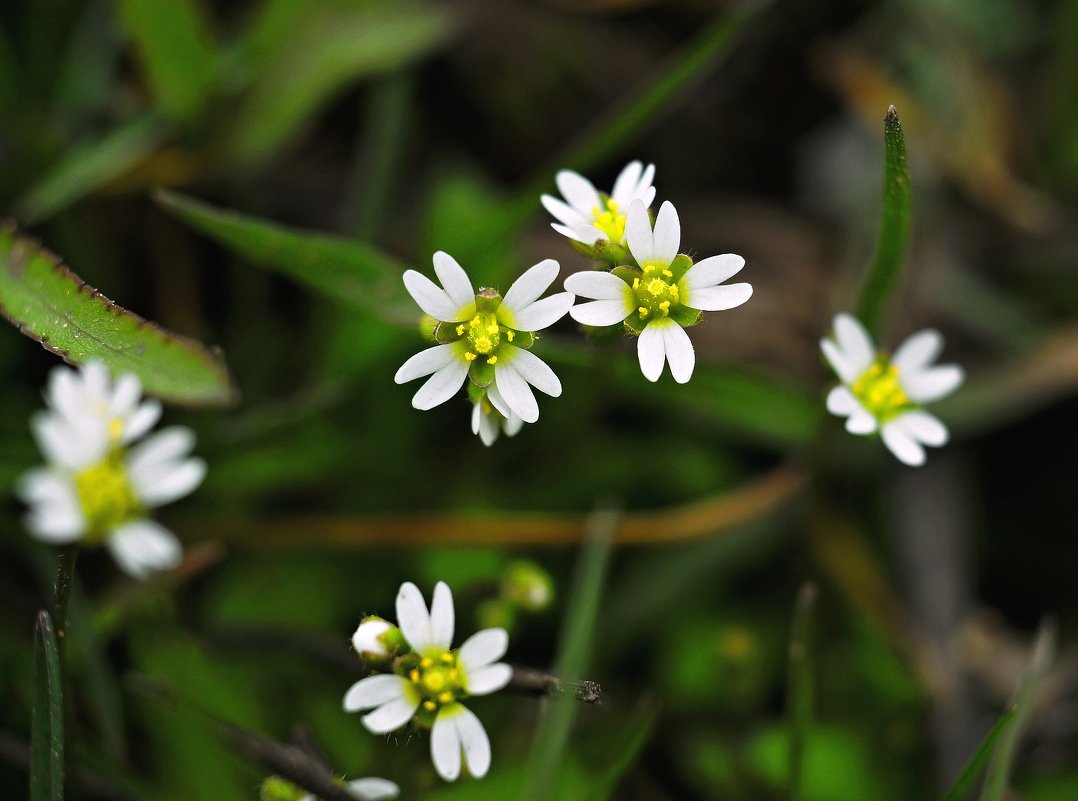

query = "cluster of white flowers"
[344,581,512,783]
[16,360,205,578]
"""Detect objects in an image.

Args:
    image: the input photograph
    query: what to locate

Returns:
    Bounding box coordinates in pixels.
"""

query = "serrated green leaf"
[155,189,413,323]
[855,105,911,336]
[941,708,1016,801]
[31,610,64,801]
[116,0,219,122]
[226,3,450,165]
[0,224,236,406]
[16,116,168,224]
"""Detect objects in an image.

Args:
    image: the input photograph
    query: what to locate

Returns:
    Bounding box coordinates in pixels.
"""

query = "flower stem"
[52,544,80,665]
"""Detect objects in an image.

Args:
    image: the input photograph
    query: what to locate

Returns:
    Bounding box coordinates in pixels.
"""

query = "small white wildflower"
[541,160,656,246]
[564,200,752,384]
[298,777,399,801]
[343,581,513,782]
[821,312,964,466]
[15,360,205,579]
[353,617,396,662]
[395,252,574,423]
[471,385,524,447]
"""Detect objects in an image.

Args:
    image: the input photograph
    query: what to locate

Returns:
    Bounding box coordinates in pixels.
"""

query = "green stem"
[854,105,911,337]
[786,582,817,801]
[52,545,80,666]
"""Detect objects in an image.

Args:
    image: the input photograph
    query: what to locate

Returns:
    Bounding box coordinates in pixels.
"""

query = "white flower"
[395,252,574,424]
[353,618,394,661]
[343,581,513,782]
[821,313,964,466]
[471,385,524,447]
[541,161,656,246]
[299,777,399,801]
[15,360,205,578]
[564,200,752,384]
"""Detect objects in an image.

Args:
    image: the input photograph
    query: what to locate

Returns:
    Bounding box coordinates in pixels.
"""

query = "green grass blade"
[155,190,414,323]
[116,0,219,123]
[523,504,620,801]
[0,224,237,406]
[979,621,1057,801]
[584,703,658,801]
[940,708,1017,801]
[16,116,167,224]
[31,610,64,801]
[786,582,817,801]
[855,105,911,336]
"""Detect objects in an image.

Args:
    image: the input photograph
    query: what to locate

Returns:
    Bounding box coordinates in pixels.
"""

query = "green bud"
[502,561,554,611]
[260,776,302,801]
[419,315,438,342]
[593,241,632,267]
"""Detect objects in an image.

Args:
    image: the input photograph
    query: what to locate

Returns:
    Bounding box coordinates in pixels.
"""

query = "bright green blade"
[31,610,64,801]
[941,708,1016,801]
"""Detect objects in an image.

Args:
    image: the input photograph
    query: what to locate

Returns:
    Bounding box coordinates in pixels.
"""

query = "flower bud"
[260,776,302,801]
[352,617,403,664]
[502,561,554,612]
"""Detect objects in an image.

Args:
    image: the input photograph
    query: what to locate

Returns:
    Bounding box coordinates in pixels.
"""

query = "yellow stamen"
[456,324,465,336]
[487,356,497,365]
[638,307,649,318]
[465,352,477,362]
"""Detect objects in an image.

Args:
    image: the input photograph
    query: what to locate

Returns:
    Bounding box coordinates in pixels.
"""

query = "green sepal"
[669,305,702,327]
[420,315,439,342]
[475,289,502,313]
[434,320,464,344]
[623,316,647,336]
[669,253,693,281]
[511,330,535,350]
[469,359,495,388]
[466,381,486,404]
[569,238,599,259]
[612,265,641,285]
[594,241,631,267]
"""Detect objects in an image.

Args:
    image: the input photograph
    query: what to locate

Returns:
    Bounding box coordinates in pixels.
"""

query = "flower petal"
[637,323,666,382]
[466,664,513,696]
[821,339,857,385]
[564,270,630,301]
[396,581,432,651]
[624,200,654,264]
[122,401,162,444]
[501,260,560,320]
[432,252,475,313]
[683,283,752,312]
[551,223,606,244]
[541,195,588,228]
[458,628,508,672]
[845,408,878,435]
[412,360,470,411]
[403,270,460,321]
[513,293,574,332]
[429,581,455,650]
[494,362,539,424]
[902,365,964,404]
[826,386,859,416]
[346,778,400,801]
[679,253,745,289]
[881,419,926,466]
[352,620,392,657]
[832,313,875,375]
[505,348,561,397]
[107,520,182,579]
[20,474,85,543]
[570,298,632,327]
[651,201,680,265]
[555,170,600,213]
[395,345,456,384]
[130,456,206,507]
[344,674,409,711]
[109,373,142,417]
[660,321,694,384]
[455,706,492,779]
[431,710,462,781]
[127,427,195,473]
[892,329,942,374]
[610,161,643,206]
[893,410,949,447]
[362,696,419,734]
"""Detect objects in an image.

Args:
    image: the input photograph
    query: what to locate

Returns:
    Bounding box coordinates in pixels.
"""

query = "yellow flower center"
[852,359,911,420]
[408,649,466,713]
[590,198,627,243]
[73,450,141,537]
[631,262,680,321]
[465,311,502,361]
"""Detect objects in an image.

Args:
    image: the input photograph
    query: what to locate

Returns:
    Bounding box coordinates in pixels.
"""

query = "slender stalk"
[786,582,817,801]
[52,545,80,666]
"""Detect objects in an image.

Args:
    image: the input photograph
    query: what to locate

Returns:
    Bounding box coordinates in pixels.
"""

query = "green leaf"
[16,116,168,224]
[116,0,219,123]
[941,708,1016,801]
[979,622,1057,801]
[523,505,619,801]
[787,583,818,801]
[154,189,413,323]
[31,610,64,801]
[855,105,911,336]
[226,3,450,165]
[0,223,237,406]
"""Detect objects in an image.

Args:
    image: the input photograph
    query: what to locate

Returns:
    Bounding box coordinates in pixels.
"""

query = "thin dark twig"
[507,665,603,704]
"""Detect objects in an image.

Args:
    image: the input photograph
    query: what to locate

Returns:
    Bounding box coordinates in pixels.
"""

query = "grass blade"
[584,702,658,801]
[522,504,619,801]
[978,621,1057,801]
[0,224,237,406]
[855,105,911,336]
[786,582,817,801]
[940,708,1016,801]
[154,189,413,323]
[31,610,64,801]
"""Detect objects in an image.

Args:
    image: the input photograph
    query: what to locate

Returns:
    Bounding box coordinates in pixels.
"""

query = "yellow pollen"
[487,356,497,364]
[486,323,498,334]
[475,336,493,353]
[506,330,515,341]
[410,669,421,682]
[662,269,673,278]
[456,324,465,336]
[659,301,670,315]
[590,198,626,242]
[438,691,453,704]
[423,700,437,711]
[638,307,649,318]
[440,653,455,664]
[465,352,477,362]
[469,317,480,328]
[669,285,679,299]
[420,657,433,668]
[647,278,666,296]
[852,360,911,420]
[108,418,123,442]
[73,452,141,537]
[633,278,641,290]
[449,669,459,680]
